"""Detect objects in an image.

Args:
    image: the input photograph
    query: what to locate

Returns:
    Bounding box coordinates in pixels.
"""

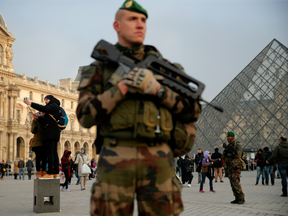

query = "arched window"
[17,138,21,157]
[0,45,2,64]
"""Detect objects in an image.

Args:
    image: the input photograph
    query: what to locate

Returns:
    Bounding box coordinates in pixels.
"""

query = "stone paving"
[0,171,287,215]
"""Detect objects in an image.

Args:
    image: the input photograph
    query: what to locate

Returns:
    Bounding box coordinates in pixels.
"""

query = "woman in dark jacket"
[181,154,194,187]
[61,150,71,192]
[255,149,264,185]
[24,95,61,179]
[211,148,223,183]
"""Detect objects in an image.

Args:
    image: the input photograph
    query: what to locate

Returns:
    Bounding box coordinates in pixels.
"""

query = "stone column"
[9,96,13,120]
[13,133,18,161]
[0,130,3,160]
[8,132,13,161]
[0,92,3,118]
[13,96,17,120]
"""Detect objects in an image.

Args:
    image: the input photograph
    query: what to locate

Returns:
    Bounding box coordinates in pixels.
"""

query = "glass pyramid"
[193,39,288,154]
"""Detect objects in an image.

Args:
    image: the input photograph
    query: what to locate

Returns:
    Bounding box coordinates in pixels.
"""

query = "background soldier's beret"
[120,0,148,18]
[227,131,235,137]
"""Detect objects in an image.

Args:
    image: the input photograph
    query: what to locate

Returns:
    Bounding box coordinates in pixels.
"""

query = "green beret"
[227,132,235,137]
[120,0,148,18]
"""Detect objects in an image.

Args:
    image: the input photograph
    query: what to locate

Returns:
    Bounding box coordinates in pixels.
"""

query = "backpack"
[49,106,69,131]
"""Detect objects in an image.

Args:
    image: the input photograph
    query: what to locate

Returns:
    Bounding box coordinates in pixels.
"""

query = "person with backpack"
[24,95,61,179]
[195,148,203,184]
[263,147,274,185]
[181,154,194,187]
[199,151,221,193]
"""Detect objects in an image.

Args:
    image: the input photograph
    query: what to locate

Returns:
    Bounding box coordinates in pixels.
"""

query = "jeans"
[256,166,264,183]
[1,172,4,178]
[278,163,288,196]
[178,167,182,176]
[43,140,59,175]
[198,172,202,183]
[19,168,25,179]
[277,164,281,178]
[200,173,213,191]
[75,170,80,184]
[264,166,274,185]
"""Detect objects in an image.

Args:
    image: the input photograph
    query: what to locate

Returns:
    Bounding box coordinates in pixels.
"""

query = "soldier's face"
[227,135,235,143]
[114,10,146,47]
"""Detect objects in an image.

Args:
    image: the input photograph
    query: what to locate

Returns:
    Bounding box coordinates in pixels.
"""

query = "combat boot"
[238,200,245,204]
[230,200,238,204]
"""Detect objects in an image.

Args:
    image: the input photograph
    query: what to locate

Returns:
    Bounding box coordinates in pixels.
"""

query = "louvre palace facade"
[192,39,288,157]
[0,13,97,164]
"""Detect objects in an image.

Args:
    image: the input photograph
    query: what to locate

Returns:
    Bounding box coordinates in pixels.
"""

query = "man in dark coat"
[24,95,61,179]
[195,148,203,183]
[263,147,274,185]
[181,154,194,187]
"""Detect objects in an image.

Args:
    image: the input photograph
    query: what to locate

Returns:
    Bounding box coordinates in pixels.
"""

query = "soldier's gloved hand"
[123,67,162,95]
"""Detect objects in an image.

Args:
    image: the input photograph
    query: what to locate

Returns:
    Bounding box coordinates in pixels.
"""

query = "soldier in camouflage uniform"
[223,132,245,204]
[76,1,201,215]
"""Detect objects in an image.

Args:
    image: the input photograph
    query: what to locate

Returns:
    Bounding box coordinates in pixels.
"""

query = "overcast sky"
[1,0,288,102]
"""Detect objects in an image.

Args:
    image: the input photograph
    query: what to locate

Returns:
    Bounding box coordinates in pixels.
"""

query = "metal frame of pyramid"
[192,39,288,155]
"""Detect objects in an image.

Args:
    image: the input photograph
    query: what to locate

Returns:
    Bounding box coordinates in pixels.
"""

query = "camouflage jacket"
[223,140,243,167]
[76,43,201,142]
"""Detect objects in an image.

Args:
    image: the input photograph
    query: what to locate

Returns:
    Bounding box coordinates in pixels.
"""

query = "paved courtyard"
[0,171,287,216]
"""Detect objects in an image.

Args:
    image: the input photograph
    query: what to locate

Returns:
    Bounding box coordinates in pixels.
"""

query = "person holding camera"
[24,95,61,179]
[223,132,245,204]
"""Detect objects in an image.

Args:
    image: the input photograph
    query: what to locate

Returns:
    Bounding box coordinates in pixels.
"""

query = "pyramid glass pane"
[192,39,288,154]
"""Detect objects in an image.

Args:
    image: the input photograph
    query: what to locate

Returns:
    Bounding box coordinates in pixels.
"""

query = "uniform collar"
[115,43,145,60]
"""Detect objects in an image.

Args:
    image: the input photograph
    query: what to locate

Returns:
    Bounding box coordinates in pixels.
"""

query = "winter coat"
[30,119,44,148]
[14,162,19,173]
[61,150,71,171]
[201,151,220,173]
[31,97,61,141]
[255,153,264,167]
[268,141,288,164]
[18,160,25,168]
[0,163,4,173]
[262,151,272,167]
[211,151,223,168]
[195,153,203,166]
[75,153,90,176]
[26,160,34,171]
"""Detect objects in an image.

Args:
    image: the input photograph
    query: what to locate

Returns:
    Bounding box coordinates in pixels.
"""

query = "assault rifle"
[91,40,223,112]
[223,143,236,158]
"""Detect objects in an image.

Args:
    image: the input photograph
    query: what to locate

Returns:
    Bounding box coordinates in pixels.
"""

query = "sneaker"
[255,182,258,185]
[199,190,205,193]
[39,174,54,179]
[65,188,71,192]
[54,174,60,179]
[68,182,71,185]
[210,190,216,193]
[188,184,191,187]
[60,186,65,192]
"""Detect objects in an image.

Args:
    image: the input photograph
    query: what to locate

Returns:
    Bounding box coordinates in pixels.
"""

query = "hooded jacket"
[31,96,61,141]
[61,150,71,170]
[268,141,288,164]
[201,151,220,173]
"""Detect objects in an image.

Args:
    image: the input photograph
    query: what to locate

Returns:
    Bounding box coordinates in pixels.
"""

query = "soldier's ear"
[113,21,120,33]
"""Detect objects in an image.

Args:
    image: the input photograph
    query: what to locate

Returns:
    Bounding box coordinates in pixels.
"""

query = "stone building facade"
[0,13,97,165]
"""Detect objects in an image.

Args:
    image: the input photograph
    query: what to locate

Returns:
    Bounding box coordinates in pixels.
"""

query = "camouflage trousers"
[90,143,183,216]
[227,167,245,200]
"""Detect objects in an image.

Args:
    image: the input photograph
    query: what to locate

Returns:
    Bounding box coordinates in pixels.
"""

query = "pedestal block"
[33,179,60,213]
